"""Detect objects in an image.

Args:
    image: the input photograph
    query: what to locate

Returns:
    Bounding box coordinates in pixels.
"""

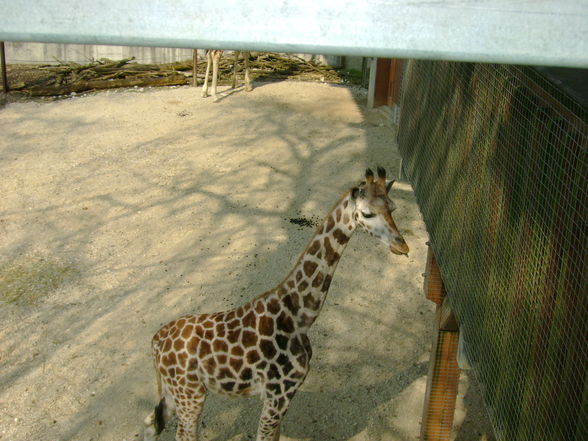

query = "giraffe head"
[351,167,410,256]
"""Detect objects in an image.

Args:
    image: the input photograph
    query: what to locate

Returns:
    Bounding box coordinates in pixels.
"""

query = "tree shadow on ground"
[1,82,431,441]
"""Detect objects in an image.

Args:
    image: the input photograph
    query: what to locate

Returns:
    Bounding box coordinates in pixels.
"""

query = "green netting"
[398,60,587,441]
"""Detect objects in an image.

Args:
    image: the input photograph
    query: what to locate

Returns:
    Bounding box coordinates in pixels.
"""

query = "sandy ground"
[0,81,495,441]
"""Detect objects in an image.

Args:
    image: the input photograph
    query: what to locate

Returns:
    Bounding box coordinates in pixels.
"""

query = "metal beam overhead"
[1,0,587,68]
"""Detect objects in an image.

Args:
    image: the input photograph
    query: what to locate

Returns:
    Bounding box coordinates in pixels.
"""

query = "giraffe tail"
[153,397,167,434]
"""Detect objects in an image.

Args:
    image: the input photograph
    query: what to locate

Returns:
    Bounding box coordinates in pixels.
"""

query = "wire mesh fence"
[398,60,587,441]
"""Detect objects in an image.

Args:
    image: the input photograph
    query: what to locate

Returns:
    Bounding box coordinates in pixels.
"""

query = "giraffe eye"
[361,211,375,218]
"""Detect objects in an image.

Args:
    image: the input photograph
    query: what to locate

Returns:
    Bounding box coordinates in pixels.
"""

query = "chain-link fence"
[398,60,587,441]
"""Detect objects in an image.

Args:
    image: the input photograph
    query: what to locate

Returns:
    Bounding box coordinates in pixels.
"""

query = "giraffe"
[201,50,252,101]
[143,167,409,441]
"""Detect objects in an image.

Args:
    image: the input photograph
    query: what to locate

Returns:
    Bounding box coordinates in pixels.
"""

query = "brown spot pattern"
[242,330,258,347]
[187,337,199,354]
[181,325,194,339]
[312,272,324,288]
[174,338,185,351]
[213,339,228,353]
[323,237,340,266]
[227,328,241,343]
[303,293,321,311]
[308,240,320,255]
[199,341,211,358]
[246,350,260,364]
[276,312,295,333]
[230,358,243,371]
[325,215,335,233]
[231,345,244,356]
[283,293,300,315]
[267,298,281,314]
[260,339,277,358]
[259,315,274,336]
[333,228,349,245]
[303,260,317,277]
[242,310,256,328]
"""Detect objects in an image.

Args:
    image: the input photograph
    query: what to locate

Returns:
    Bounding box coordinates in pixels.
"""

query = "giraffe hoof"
[143,426,157,441]
[144,413,154,426]
[143,413,157,441]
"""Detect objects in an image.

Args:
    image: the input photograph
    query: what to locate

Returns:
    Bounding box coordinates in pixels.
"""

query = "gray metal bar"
[1,0,587,68]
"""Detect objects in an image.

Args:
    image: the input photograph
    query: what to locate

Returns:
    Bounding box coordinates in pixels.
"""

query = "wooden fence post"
[421,246,461,441]
[1,42,8,93]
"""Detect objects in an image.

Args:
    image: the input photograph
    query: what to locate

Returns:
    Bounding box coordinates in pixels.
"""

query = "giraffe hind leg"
[231,51,239,89]
[244,51,253,92]
[173,383,206,441]
[201,50,212,98]
[211,50,221,102]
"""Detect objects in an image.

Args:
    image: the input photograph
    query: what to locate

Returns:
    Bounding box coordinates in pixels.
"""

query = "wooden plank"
[424,246,446,305]
[421,326,461,441]
[373,58,391,108]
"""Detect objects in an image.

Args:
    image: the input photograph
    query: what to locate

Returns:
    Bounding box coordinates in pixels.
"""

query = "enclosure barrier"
[398,60,587,440]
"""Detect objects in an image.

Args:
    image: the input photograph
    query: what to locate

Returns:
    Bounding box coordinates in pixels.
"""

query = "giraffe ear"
[385,179,396,194]
[351,187,360,199]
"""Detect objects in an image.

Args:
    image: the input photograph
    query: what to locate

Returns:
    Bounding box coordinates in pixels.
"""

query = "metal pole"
[0,41,8,93]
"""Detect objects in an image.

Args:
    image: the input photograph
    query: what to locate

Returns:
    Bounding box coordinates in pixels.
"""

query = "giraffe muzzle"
[390,237,410,256]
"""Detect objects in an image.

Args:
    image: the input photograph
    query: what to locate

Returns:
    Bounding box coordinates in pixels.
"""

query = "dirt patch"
[0,81,494,441]
[0,254,79,304]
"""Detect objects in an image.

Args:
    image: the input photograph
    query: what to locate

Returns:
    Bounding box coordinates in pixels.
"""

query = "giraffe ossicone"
[143,167,409,441]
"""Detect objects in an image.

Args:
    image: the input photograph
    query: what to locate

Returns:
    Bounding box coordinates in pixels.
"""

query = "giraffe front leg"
[201,50,212,98]
[257,398,284,441]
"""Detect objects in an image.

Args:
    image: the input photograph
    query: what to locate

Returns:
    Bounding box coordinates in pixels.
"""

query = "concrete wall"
[5,42,354,67]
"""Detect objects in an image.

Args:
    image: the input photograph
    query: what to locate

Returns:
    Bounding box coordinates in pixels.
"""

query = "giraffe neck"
[277,190,356,331]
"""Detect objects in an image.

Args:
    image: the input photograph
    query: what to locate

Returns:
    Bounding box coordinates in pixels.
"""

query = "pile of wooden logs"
[9,53,347,97]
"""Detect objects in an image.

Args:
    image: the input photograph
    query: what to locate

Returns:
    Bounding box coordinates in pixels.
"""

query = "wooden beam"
[421,322,461,441]
[0,42,8,93]
[421,246,460,441]
[423,245,446,305]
